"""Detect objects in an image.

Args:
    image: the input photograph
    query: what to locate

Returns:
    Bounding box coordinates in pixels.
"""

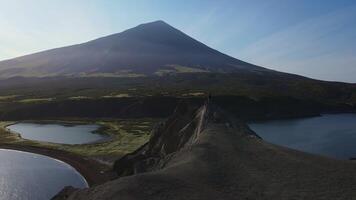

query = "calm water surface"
[249,114,356,159]
[0,149,87,200]
[7,123,107,144]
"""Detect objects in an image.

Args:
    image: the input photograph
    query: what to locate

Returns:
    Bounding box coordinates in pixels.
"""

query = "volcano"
[0,20,267,78]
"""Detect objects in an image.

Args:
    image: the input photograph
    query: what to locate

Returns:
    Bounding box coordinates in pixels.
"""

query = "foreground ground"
[54,102,356,200]
[0,79,354,198]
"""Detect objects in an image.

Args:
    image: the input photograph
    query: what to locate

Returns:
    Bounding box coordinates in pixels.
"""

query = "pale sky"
[1,0,356,82]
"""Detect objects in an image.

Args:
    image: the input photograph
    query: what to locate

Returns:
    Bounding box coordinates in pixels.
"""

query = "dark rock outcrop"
[113,100,209,176]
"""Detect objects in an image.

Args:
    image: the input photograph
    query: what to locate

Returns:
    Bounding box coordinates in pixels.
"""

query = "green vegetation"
[18,98,54,103]
[0,95,20,101]
[0,118,160,163]
[59,119,158,157]
[0,121,21,143]
[0,73,353,104]
[68,96,93,100]
[155,69,176,76]
[79,71,146,78]
[102,93,131,98]
[170,65,209,73]
[155,65,209,76]
[182,92,206,97]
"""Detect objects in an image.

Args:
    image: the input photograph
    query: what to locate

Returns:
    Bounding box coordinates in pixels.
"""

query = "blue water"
[249,114,356,159]
[0,149,87,200]
[7,123,107,144]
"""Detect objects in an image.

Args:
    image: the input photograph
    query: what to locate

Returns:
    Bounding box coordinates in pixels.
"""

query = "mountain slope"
[0,21,266,78]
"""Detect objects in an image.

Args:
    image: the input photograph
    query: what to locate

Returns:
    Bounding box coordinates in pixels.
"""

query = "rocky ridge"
[53,100,356,200]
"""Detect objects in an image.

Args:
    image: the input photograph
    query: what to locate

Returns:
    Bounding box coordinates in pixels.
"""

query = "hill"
[53,101,356,200]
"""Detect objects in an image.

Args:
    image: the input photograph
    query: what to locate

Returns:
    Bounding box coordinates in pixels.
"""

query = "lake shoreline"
[5,121,114,145]
[0,118,155,186]
[249,113,356,160]
[0,144,114,187]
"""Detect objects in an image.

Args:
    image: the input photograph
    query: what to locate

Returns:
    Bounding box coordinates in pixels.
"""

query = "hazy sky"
[1,0,356,82]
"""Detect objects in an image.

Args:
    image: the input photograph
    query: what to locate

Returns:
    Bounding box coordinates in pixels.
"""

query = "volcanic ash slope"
[54,101,356,200]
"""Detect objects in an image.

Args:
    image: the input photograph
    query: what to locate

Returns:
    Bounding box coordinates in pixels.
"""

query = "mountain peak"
[122,20,177,36]
[141,20,169,26]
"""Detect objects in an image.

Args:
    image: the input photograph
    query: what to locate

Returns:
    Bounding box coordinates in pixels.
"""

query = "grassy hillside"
[0,72,354,121]
[0,72,355,101]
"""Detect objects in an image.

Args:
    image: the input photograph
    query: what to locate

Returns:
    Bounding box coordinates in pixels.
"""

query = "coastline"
[0,144,114,186]
[0,118,155,188]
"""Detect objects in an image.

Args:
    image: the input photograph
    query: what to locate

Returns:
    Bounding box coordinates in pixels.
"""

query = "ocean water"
[249,114,356,159]
[0,149,87,200]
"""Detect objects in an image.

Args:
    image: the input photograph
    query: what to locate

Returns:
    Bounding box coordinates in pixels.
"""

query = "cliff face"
[113,100,209,176]
[54,101,356,200]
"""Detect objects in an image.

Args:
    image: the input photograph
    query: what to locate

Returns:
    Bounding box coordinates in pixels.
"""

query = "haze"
[1,0,356,82]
